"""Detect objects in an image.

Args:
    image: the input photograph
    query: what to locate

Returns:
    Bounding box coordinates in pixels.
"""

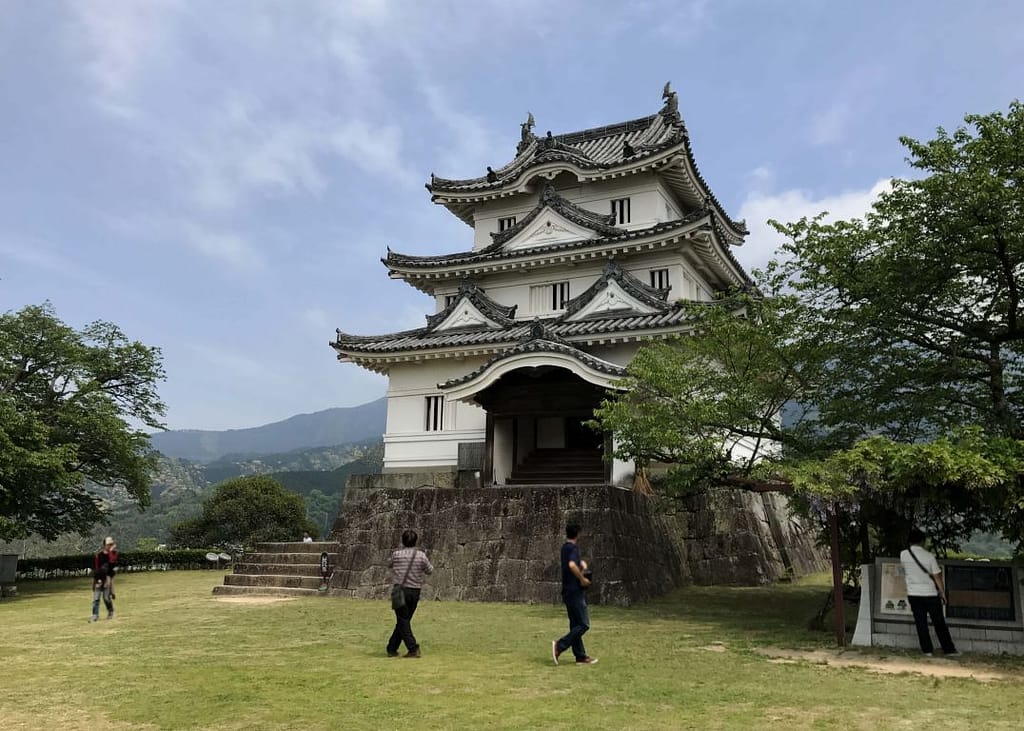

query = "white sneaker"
[551,640,561,665]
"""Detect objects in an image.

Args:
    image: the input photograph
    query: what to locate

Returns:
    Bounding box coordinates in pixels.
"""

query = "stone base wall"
[327,479,826,605]
[328,484,686,605]
[667,490,827,585]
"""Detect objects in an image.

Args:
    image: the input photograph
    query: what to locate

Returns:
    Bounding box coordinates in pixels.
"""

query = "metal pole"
[829,508,846,647]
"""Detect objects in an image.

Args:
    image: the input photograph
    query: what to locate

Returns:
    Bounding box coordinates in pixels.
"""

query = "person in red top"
[90,537,117,622]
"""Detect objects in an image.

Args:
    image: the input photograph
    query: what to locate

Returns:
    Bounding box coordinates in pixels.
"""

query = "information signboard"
[945,563,1016,622]
[877,560,912,616]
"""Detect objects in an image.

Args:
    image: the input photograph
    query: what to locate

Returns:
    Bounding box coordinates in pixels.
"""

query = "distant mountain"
[150,397,387,462]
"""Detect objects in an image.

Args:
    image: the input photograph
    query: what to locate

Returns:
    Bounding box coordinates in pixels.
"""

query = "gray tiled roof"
[385,212,707,270]
[562,259,671,318]
[333,306,691,356]
[439,332,628,390]
[425,92,747,238]
[428,113,680,194]
[424,279,517,330]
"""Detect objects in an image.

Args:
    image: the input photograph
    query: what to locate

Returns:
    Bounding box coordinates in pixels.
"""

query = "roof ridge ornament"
[660,81,680,122]
[517,112,536,155]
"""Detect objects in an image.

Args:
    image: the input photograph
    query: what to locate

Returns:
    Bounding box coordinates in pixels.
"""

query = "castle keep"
[214,88,824,604]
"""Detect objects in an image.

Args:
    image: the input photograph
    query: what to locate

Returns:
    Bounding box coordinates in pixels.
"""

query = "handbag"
[390,549,418,610]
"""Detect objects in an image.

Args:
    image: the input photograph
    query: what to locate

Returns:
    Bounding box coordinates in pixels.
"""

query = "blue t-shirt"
[560,541,582,594]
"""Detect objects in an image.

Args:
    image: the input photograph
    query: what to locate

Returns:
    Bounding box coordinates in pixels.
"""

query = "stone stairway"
[506,447,605,485]
[212,541,340,598]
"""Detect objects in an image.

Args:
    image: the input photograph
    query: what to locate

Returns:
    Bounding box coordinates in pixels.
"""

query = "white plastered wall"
[383,358,488,472]
[471,173,681,248]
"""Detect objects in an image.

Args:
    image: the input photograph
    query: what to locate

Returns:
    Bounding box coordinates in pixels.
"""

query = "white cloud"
[69,0,181,116]
[808,66,884,147]
[420,84,496,178]
[736,179,892,275]
[810,101,853,146]
[329,120,417,186]
[181,223,265,273]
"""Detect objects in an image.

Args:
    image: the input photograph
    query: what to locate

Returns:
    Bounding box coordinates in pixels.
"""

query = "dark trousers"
[387,587,421,653]
[908,594,957,654]
[556,590,590,660]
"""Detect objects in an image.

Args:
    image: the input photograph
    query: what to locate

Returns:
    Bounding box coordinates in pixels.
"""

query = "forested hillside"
[150,398,386,462]
[2,441,383,558]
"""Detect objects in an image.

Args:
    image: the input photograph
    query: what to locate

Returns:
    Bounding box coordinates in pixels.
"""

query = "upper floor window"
[530,281,570,312]
[498,216,517,232]
[649,268,669,289]
[611,197,631,225]
[425,395,445,432]
[444,294,459,308]
[551,281,570,310]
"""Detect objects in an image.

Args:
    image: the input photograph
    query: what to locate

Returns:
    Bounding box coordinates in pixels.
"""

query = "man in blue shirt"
[552,523,597,665]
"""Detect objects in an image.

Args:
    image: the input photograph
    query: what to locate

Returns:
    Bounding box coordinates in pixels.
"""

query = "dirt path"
[755,646,1020,682]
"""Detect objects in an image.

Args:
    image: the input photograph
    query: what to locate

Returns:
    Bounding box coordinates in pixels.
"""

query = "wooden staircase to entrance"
[212,541,340,598]
[506,447,605,485]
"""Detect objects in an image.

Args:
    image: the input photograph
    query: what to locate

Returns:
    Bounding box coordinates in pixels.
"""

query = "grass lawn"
[1,571,1022,730]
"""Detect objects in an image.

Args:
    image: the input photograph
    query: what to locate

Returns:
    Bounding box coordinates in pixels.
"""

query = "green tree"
[594,101,1024,557]
[773,100,1024,441]
[0,303,166,541]
[169,475,316,549]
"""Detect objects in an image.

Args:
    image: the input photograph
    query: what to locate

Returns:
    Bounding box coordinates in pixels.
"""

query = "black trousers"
[907,594,957,654]
[387,587,421,653]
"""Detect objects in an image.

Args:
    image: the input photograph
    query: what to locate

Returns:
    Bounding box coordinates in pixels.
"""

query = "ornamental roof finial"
[661,81,679,119]
[517,112,536,155]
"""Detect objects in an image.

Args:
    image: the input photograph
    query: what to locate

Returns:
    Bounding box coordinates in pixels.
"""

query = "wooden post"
[829,508,846,647]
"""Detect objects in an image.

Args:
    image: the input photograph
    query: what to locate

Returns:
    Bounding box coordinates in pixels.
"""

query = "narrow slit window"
[425,395,445,432]
[611,197,631,225]
[649,268,669,289]
[551,281,570,310]
[444,294,459,308]
[498,216,517,232]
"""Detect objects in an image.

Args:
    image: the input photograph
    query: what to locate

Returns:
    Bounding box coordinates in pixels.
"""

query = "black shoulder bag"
[390,550,418,610]
[907,546,945,602]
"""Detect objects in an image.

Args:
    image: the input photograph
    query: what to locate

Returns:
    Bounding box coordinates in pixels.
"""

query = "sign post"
[319,551,330,593]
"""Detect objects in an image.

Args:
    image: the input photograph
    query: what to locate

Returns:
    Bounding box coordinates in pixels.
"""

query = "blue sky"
[2,1,1022,431]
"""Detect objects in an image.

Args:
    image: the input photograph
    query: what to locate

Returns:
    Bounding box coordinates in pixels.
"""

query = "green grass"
[1,571,1023,730]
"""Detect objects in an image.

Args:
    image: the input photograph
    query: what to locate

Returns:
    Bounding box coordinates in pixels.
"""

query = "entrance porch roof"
[438,323,627,403]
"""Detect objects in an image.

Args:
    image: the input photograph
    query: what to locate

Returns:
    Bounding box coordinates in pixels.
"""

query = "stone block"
[966,640,1001,655]
[955,627,989,641]
[997,642,1023,655]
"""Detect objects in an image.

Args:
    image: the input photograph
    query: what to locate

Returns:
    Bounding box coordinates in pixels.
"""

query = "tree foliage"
[0,303,165,541]
[773,100,1024,441]
[594,101,1024,556]
[169,475,316,549]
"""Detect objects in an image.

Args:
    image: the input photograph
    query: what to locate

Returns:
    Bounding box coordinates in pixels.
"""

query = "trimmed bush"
[15,549,220,580]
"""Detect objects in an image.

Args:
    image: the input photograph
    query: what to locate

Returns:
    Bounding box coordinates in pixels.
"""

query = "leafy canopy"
[594,101,1024,552]
[170,475,317,549]
[0,303,165,541]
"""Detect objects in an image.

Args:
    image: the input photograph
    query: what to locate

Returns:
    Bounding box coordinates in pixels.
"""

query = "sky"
[1,1,1022,431]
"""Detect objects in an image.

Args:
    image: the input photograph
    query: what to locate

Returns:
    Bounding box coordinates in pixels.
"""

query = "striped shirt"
[390,547,434,589]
